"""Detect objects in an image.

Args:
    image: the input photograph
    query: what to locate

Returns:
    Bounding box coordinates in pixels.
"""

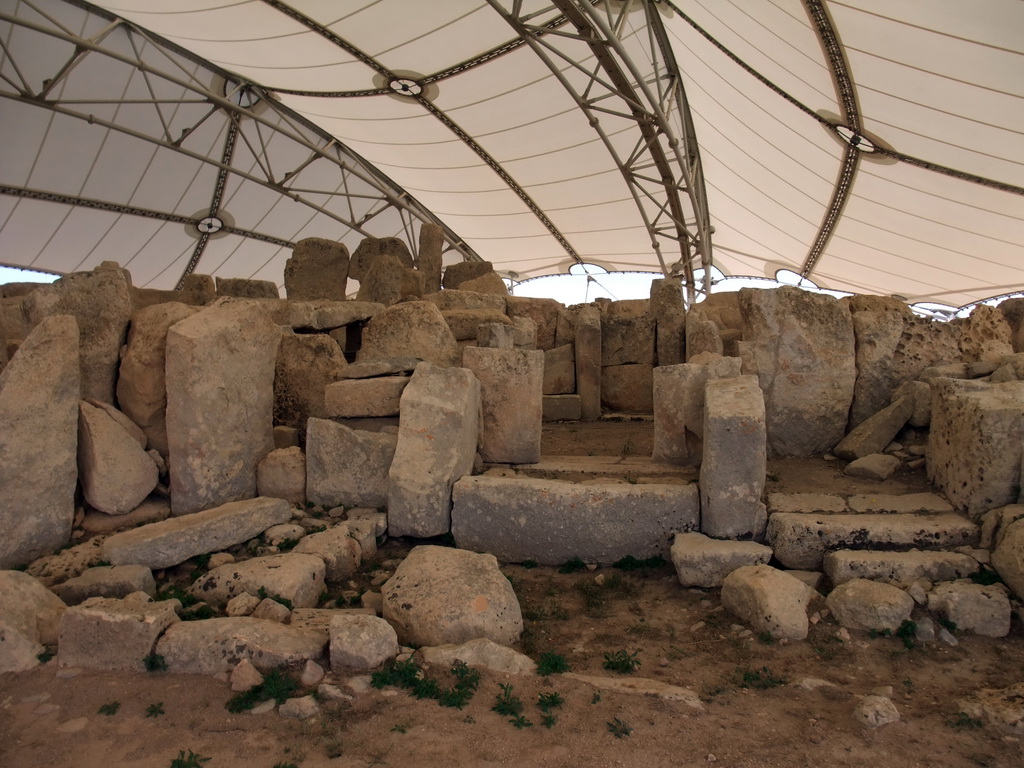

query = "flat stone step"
[766,512,979,570]
[505,456,695,484]
[823,549,981,586]
[767,492,953,515]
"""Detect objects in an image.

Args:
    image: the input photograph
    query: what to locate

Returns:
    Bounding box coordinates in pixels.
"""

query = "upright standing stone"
[306,418,396,508]
[417,223,444,294]
[543,344,575,394]
[700,376,767,540]
[23,267,131,403]
[463,347,543,464]
[274,332,348,430]
[117,302,199,459]
[284,238,350,300]
[601,300,654,366]
[650,278,686,366]
[355,253,409,306]
[849,310,907,428]
[350,237,414,283]
[575,305,601,421]
[165,301,281,515]
[0,316,79,568]
[388,364,480,537]
[442,260,494,290]
[740,287,855,456]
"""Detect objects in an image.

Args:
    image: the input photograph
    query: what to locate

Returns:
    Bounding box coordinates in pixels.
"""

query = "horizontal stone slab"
[513,456,694,484]
[451,475,698,565]
[823,549,980,586]
[324,377,409,417]
[766,512,979,570]
[101,497,293,569]
[846,493,953,514]
[766,493,847,514]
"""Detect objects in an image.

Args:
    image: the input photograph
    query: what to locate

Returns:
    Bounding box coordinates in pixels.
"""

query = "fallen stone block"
[565,673,703,709]
[823,550,979,586]
[721,565,816,640]
[452,475,698,565]
[0,570,67,671]
[844,453,900,480]
[58,594,179,671]
[826,579,914,631]
[306,418,396,509]
[50,565,156,605]
[670,533,772,588]
[155,617,326,674]
[834,397,913,460]
[928,582,1011,637]
[419,637,536,676]
[329,613,398,671]
[256,446,306,505]
[102,497,293,569]
[957,683,1024,736]
[766,512,978,570]
[189,553,326,609]
[382,545,522,647]
[77,401,158,515]
[292,525,362,583]
[324,377,409,418]
[81,498,171,534]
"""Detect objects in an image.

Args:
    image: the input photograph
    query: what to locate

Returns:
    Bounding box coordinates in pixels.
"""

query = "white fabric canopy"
[1,0,1021,308]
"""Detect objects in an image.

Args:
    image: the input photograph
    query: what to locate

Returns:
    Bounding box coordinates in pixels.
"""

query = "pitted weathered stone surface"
[766,512,978,570]
[292,525,362,583]
[274,332,348,430]
[355,253,421,306]
[155,617,326,674]
[306,418,396,509]
[58,594,178,671]
[77,401,158,515]
[959,305,1014,362]
[846,493,953,514]
[721,565,816,640]
[670,533,773,588]
[51,564,156,605]
[166,300,280,515]
[452,475,698,565]
[928,582,1011,637]
[823,550,979,586]
[0,315,79,569]
[425,289,507,312]
[992,518,1024,599]
[102,497,293,569]
[215,277,279,299]
[849,310,907,428]
[190,553,325,609]
[601,299,654,366]
[284,238,350,300]
[382,546,522,647]
[458,271,509,295]
[826,579,914,631]
[739,286,855,457]
[442,309,511,340]
[441,260,494,290]
[329,613,398,670]
[286,300,382,331]
[358,301,459,367]
[463,347,543,464]
[324,377,408,418]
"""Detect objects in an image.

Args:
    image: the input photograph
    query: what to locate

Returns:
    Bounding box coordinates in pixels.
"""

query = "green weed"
[536,652,570,676]
[603,649,640,674]
[949,712,984,729]
[607,718,632,738]
[98,701,120,716]
[522,559,538,569]
[146,702,165,718]
[559,557,587,574]
[492,683,524,717]
[509,714,533,729]
[537,691,564,712]
[612,555,666,571]
[168,750,210,768]
[225,669,298,713]
[735,666,786,689]
[256,587,293,610]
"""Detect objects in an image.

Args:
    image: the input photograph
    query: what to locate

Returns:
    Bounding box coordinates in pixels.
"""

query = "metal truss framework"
[488,0,713,301]
[0,2,479,285]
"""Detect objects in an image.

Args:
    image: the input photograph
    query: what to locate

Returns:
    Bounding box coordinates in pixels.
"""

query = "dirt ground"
[1,421,1021,768]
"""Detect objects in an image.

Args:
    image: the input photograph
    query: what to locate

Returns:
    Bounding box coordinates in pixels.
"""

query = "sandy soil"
[1,422,1020,768]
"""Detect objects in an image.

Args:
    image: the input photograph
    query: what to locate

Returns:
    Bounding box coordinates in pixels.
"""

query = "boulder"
[826,579,914,631]
[77,401,159,515]
[478,323,515,349]
[388,364,480,538]
[324,377,409,418]
[959,305,1014,362]
[958,683,1024,735]
[50,565,156,605]
[256,446,306,505]
[283,238,349,300]
[670,533,772,588]
[739,287,855,456]
[356,253,419,306]
[382,546,523,647]
[0,570,67,671]
[458,271,508,295]
[358,301,459,367]
[273,332,348,431]
[720,565,816,640]
[442,309,511,341]
[844,453,901,481]
[0,315,79,568]
[116,302,199,458]
[155,617,326,674]
[685,308,722,359]
[991,518,1024,599]
[57,594,179,671]
[419,637,536,676]
[292,525,362,583]
[189,553,326,609]
[306,418,396,509]
[288,300,382,331]
[854,696,901,728]
[102,497,293,569]
[928,582,1011,637]
[834,396,914,461]
[441,260,493,290]
[329,613,398,670]
[462,347,543,464]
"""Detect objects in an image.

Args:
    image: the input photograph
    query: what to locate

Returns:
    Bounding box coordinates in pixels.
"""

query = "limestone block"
[766,493,846,514]
[982,505,1024,550]
[826,579,914,631]
[823,550,980,586]
[991,518,1024,599]
[189,553,325,608]
[650,278,686,366]
[458,271,509,295]
[356,253,418,306]
[463,347,543,464]
[24,267,131,403]
[329,613,398,670]
[324,377,409,418]
[306,418,396,509]
[215,277,279,299]
[382,545,522,647]
[0,315,80,568]
[51,565,156,605]
[505,296,562,350]
[959,305,1014,362]
[844,294,913,316]
[77,401,158,515]
[958,683,1024,736]
[834,396,913,461]
[102,497,293,569]
[721,565,816,640]
[288,300,382,331]
[477,323,515,349]
[81,498,170,535]
[575,305,601,421]
[928,379,1024,518]
[766,512,978,570]
[166,301,280,515]
[601,300,654,366]
[849,310,906,428]
[251,597,291,623]
[179,274,216,305]
[893,379,932,427]
[670,533,773,588]
[358,301,459,367]
[543,395,582,422]
[441,260,493,290]
[442,309,511,340]
[284,238,350,300]
[0,621,43,673]
[90,399,146,447]
[452,476,699,565]
[155,617,326,674]
[844,453,900,480]
[512,316,537,349]
[417,224,444,294]
[700,376,767,540]
[256,447,306,505]
[739,287,856,457]
[846,493,953,514]
[855,696,901,728]
[117,303,198,457]
[350,236,413,282]
[543,344,575,395]
[425,290,506,312]
[274,332,348,430]
[0,570,67,649]
[339,358,420,379]
[388,364,480,538]
[420,637,536,676]
[602,364,653,412]
[928,582,1011,637]
[292,525,362,583]
[685,310,722,360]
[58,595,179,671]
